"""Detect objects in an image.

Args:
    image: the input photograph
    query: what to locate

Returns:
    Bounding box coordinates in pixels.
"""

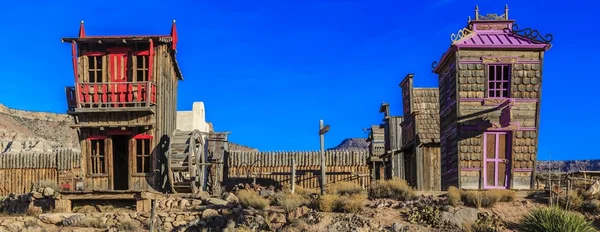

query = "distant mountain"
[329,138,370,150]
[536,160,600,172]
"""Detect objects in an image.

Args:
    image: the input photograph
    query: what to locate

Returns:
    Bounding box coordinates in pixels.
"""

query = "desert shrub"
[520,206,597,232]
[582,199,600,213]
[317,194,340,212]
[294,185,320,198]
[447,186,461,206]
[328,182,365,196]
[407,204,441,227]
[237,190,269,210]
[461,190,511,208]
[469,212,504,232]
[368,179,415,201]
[558,191,584,210]
[337,194,366,213]
[277,193,309,213]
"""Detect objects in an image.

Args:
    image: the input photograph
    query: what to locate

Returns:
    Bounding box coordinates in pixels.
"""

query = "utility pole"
[319,120,330,195]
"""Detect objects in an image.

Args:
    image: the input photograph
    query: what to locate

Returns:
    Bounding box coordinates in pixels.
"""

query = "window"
[135,55,149,82]
[88,138,106,175]
[135,137,152,173]
[487,65,511,98]
[87,56,103,83]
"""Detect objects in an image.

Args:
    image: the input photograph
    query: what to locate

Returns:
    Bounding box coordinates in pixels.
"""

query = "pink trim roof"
[454,30,549,49]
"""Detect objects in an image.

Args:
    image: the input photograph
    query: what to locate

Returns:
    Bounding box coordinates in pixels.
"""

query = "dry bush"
[559,191,584,210]
[237,190,270,210]
[461,191,491,208]
[460,190,514,208]
[294,185,319,198]
[368,179,415,201]
[328,182,365,196]
[338,194,366,213]
[317,194,340,212]
[276,193,309,213]
[447,186,461,206]
[488,189,516,202]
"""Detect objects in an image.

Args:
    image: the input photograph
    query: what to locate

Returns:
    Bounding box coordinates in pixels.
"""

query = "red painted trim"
[87,135,107,140]
[107,47,132,53]
[148,39,154,82]
[133,134,153,139]
[79,21,86,38]
[133,50,150,56]
[82,51,106,56]
[106,130,132,135]
[71,43,79,83]
[170,20,178,50]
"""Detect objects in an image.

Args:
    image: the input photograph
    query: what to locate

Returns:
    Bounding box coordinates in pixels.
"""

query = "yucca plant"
[520,206,597,232]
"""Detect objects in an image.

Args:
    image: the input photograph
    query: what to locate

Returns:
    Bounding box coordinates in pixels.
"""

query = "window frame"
[132,51,150,82]
[486,64,512,98]
[132,134,153,176]
[87,136,108,177]
[82,52,106,83]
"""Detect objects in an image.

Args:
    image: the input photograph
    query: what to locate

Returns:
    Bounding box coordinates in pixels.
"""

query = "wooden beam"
[70,123,154,128]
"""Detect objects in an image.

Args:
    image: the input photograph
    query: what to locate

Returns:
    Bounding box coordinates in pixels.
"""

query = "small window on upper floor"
[88,56,103,83]
[487,64,511,98]
[135,55,149,82]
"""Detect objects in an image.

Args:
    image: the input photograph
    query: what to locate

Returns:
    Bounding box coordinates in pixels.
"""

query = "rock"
[259,189,274,197]
[390,222,408,232]
[205,198,231,207]
[6,221,25,232]
[586,180,600,196]
[31,192,43,199]
[219,208,233,217]
[202,209,220,219]
[165,199,174,208]
[194,191,211,200]
[159,200,166,209]
[267,212,286,230]
[172,221,187,227]
[223,192,239,204]
[191,200,203,206]
[42,188,55,197]
[115,213,131,222]
[288,206,310,220]
[179,199,190,208]
[38,213,80,224]
[232,206,244,215]
[62,214,86,226]
[441,208,478,229]
[27,206,43,216]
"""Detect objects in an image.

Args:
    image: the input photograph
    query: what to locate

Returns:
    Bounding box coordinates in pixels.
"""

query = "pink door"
[483,132,511,189]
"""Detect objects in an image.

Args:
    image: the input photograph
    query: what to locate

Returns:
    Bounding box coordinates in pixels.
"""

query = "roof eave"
[455,44,550,50]
[61,36,173,43]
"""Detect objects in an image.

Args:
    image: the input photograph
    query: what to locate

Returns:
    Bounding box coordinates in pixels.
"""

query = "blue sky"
[0,0,597,160]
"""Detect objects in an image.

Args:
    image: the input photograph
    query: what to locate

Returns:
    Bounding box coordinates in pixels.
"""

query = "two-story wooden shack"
[60,21,209,206]
[399,74,441,191]
[432,6,552,190]
[366,125,385,181]
[378,103,404,180]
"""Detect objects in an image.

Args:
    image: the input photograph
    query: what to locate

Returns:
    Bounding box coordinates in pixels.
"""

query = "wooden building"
[378,103,404,180]
[399,74,441,191]
[61,21,206,197]
[366,125,385,181]
[432,6,552,190]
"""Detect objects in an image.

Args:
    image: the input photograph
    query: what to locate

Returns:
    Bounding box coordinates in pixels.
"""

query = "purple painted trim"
[483,132,510,189]
[459,60,541,64]
[455,44,549,49]
[459,98,538,103]
[461,167,481,171]
[460,122,536,131]
[514,168,533,172]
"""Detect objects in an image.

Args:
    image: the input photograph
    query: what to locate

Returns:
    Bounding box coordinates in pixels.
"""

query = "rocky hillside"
[0,104,257,154]
[329,138,370,150]
[536,160,600,172]
[0,104,79,153]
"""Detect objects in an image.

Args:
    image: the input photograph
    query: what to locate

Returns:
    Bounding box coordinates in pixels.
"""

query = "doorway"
[483,132,511,189]
[112,135,130,190]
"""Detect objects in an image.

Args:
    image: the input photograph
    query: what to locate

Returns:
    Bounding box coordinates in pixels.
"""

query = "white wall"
[176,102,210,134]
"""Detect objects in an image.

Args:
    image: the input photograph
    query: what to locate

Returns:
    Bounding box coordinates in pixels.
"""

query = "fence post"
[291,158,296,193]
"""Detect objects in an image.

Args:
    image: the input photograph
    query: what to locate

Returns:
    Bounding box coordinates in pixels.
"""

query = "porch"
[66,81,156,114]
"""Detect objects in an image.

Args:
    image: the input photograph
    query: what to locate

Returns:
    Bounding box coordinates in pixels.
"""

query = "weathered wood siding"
[384,116,403,179]
[0,149,81,195]
[227,150,370,189]
[439,56,459,190]
[153,44,179,192]
[453,50,543,189]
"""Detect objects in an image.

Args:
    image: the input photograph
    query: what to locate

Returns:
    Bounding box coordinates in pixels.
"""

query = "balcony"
[66,82,156,114]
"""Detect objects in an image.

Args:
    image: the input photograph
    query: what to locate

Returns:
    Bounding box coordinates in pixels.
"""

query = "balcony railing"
[66,82,156,112]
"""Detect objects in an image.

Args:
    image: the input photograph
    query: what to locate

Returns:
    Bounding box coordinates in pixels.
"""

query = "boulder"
[202,209,220,219]
[441,208,478,229]
[259,189,274,198]
[42,188,55,197]
[223,192,239,204]
[194,191,211,200]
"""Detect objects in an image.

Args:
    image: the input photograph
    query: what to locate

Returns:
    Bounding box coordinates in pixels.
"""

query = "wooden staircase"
[167,129,208,194]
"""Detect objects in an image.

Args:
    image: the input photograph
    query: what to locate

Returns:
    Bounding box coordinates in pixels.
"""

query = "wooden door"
[109,50,129,107]
[483,132,511,189]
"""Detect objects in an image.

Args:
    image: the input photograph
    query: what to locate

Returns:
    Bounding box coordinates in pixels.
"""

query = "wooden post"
[291,158,296,193]
[149,199,157,232]
[319,120,326,195]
